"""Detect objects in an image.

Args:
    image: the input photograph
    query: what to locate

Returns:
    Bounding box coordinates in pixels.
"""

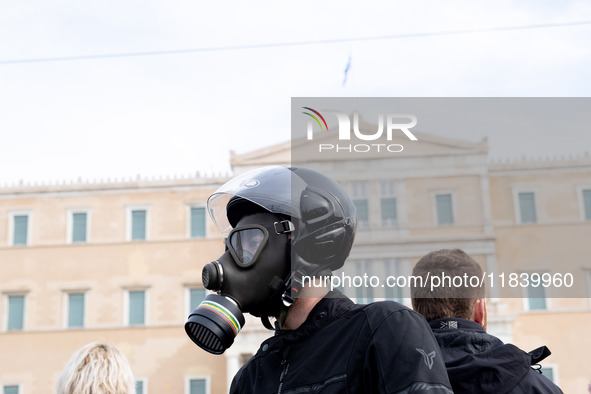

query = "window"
[351,183,369,228]
[526,283,546,311]
[518,192,537,223]
[126,206,150,241]
[13,215,28,245]
[380,198,397,227]
[331,268,346,294]
[354,200,369,228]
[540,367,554,382]
[239,353,253,365]
[380,181,397,227]
[135,378,147,394]
[187,378,207,394]
[582,189,591,221]
[384,259,404,302]
[136,380,144,394]
[131,210,147,240]
[69,211,89,243]
[188,288,206,315]
[7,295,25,331]
[9,212,30,246]
[539,365,558,384]
[190,207,206,238]
[355,260,374,303]
[128,290,146,326]
[68,293,85,328]
[3,386,20,394]
[435,193,454,225]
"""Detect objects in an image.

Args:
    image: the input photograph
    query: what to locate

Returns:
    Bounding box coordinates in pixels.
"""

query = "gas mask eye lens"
[228,225,269,267]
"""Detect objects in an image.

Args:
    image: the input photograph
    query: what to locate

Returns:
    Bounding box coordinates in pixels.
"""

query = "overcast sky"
[1,1,590,185]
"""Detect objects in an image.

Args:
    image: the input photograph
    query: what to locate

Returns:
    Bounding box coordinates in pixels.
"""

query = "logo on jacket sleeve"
[415,348,436,370]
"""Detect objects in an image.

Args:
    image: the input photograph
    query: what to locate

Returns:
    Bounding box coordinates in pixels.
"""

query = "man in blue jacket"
[410,248,563,394]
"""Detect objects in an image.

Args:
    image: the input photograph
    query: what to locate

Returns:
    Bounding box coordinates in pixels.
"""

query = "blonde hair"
[56,342,135,394]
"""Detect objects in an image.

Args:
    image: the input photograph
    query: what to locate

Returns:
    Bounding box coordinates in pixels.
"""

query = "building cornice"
[0,173,231,197]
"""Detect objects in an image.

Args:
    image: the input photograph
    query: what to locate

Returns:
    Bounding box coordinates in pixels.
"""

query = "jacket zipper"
[277,357,290,394]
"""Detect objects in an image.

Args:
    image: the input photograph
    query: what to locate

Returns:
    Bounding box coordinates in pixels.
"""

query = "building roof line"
[0,172,233,193]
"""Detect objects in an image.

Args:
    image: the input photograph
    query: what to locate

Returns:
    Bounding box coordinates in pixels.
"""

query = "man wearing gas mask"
[186,166,453,393]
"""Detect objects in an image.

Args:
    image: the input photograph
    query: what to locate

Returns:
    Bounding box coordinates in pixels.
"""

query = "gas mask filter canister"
[185,293,245,354]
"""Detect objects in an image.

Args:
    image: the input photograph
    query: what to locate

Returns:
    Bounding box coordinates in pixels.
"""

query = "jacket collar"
[429,317,486,333]
[269,291,354,345]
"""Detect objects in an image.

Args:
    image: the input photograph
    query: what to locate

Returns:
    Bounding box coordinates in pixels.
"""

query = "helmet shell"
[207,166,357,273]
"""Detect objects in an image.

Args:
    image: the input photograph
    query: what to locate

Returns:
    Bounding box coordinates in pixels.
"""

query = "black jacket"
[429,318,563,394]
[230,292,453,394]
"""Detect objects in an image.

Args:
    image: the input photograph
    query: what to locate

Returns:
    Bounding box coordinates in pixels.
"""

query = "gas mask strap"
[277,304,290,330]
[261,315,275,330]
[257,267,294,331]
[274,219,295,234]
[281,269,306,307]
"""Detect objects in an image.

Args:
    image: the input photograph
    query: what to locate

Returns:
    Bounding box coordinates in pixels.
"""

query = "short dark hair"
[410,249,485,322]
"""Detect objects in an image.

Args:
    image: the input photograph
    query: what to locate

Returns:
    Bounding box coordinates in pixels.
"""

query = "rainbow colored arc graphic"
[302,107,328,131]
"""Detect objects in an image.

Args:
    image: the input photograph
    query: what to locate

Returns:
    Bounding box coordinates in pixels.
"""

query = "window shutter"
[131,210,147,240]
[4,386,19,394]
[583,189,591,220]
[436,194,454,225]
[191,207,206,238]
[190,289,206,312]
[353,199,369,226]
[13,215,28,245]
[8,295,25,330]
[189,379,206,394]
[384,259,403,302]
[540,367,554,382]
[135,380,144,394]
[72,213,87,242]
[527,284,546,310]
[380,197,397,226]
[355,260,373,303]
[68,293,85,328]
[129,291,145,325]
[519,192,537,223]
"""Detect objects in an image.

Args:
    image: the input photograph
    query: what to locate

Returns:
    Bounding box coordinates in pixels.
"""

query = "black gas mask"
[185,212,292,354]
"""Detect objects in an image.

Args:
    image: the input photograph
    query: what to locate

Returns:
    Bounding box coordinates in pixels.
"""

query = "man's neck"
[281,286,329,330]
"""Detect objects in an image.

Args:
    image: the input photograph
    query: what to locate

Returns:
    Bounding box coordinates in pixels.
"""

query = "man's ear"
[472,298,487,329]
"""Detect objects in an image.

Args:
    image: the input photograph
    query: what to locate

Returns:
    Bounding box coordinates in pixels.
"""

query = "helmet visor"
[227,225,269,267]
[208,166,308,235]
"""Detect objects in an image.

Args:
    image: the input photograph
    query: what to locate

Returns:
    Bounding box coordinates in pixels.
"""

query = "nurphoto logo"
[302,107,418,153]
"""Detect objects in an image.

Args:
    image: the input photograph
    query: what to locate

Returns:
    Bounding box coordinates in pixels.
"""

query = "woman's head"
[56,342,135,394]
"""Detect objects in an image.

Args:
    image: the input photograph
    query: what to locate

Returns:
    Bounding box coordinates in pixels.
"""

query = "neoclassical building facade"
[1,129,590,393]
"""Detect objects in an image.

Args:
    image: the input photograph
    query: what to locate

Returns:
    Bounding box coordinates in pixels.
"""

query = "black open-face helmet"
[207,166,357,277]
